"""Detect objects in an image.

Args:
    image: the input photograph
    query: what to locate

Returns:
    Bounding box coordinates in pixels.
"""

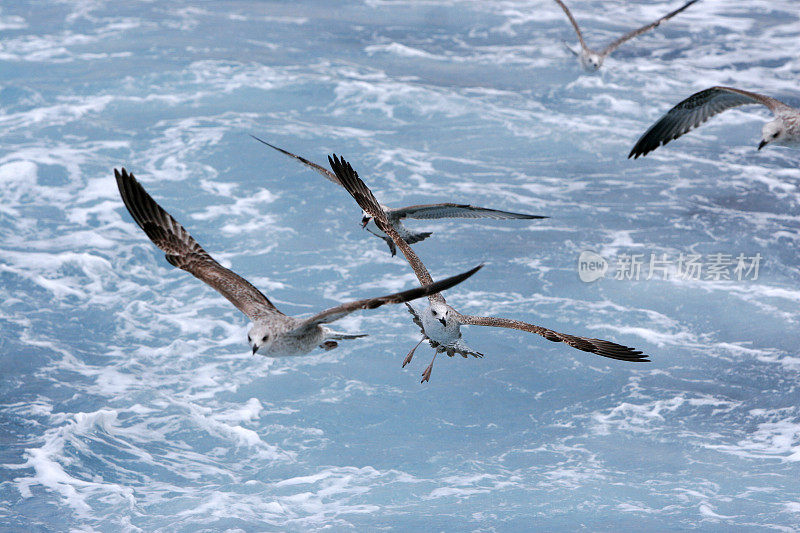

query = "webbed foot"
[421,352,437,383]
[403,338,425,368]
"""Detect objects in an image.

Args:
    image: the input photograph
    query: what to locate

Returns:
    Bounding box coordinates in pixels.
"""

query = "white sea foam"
[0,10,26,30]
[707,414,800,462]
[10,410,137,519]
[592,393,740,436]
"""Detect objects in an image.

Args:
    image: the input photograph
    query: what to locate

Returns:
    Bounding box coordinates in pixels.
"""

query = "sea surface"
[1,0,799,530]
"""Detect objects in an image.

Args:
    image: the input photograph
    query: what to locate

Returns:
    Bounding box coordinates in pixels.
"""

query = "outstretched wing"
[628,86,790,159]
[327,154,448,304]
[600,0,698,57]
[391,203,547,221]
[115,168,283,321]
[250,135,342,186]
[286,264,483,336]
[454,313,649,362]
[553,0,588,51]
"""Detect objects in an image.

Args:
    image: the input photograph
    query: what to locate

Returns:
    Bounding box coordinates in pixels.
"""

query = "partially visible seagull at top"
[114,168,481,357]
[326,154,650,383]
[629,86,800,158]
[553,0,698,71]
[251,135,547,256]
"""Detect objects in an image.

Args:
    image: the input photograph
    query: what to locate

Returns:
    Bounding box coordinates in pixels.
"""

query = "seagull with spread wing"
[326,155,650,382]
[114,168,481,357]
[554,0,698,71]
[251,135,547,256]
[629,86,800,158]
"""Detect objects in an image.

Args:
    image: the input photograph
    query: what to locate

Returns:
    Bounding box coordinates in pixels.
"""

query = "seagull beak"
[439,318,447,327]
[251,345,259,355]
[758,140,768,151]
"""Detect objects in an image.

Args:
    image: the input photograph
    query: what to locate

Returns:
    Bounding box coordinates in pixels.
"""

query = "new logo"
[578,251,607,282]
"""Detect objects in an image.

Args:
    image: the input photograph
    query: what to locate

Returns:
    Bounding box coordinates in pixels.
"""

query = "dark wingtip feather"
[628,130,660,159]
[590,340,650,362]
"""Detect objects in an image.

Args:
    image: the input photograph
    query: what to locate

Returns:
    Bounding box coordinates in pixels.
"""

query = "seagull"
[629,86,800,158]
[114,168,481,357]
[553,0,698,71]
[326,155,650,382]
[251,135,547,256]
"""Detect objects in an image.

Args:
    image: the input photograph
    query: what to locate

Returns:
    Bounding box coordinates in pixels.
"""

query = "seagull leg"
[403,338,425,368]
[421,352,438,383]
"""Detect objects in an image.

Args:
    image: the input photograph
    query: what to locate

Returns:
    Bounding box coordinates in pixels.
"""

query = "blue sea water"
[1,0,799,530]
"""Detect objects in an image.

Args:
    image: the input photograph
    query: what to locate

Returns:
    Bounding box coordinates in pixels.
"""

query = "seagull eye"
[773,132,780,138]
[262,335,269,342]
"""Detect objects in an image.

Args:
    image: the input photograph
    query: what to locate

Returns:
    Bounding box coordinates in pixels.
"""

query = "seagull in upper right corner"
[554,0,698,71]
[628,87,800,159]
[250,135,547,256]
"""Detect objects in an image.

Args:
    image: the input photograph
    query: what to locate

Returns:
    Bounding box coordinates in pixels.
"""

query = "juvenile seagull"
[251,135,547,256]
[326,155,649,382]
[629,86,800,158]
[114,168,481,357]
[554,0,698,71]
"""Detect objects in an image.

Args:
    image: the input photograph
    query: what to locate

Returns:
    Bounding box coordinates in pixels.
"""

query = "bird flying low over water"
[326,155,650,383]
[554,0,698,71]
[629,86,800,158]
[114,168,481,357]
[251,135,547,256]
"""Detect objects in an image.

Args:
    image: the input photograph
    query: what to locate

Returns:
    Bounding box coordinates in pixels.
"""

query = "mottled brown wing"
[454,313,649,362]
[287,264,483,336]
[250,135,342,186]
[391,203,547,221]
[628,86,789,159]
[404,302,425,331]
[553,0,588,50]
[326,154,446,304]
[114,168,283,321]
[601,0,698,57]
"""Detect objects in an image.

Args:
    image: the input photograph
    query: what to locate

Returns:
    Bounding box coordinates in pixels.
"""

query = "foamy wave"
[10,410,137,520]
[707,412,800,462]
[592,394,740,436]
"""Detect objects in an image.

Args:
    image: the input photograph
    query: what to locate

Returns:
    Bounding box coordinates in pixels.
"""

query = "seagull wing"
[250,135,342,186]
[391,203,548,221]
[327,154,448,304]
[454,313,649,362]
[600,0,698,57]
[553,0,588,51]
[628,86,791,159]
[286,264,482,336]
[115,168,283,321]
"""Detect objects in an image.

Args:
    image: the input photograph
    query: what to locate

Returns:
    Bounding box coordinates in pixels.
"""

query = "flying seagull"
[554,0,698,71]
[114,168,481,357]
[629,86,800,158]
[251,135,547,256]
[326,155,650,382]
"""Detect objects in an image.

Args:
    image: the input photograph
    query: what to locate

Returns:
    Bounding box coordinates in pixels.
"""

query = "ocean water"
[1,0,799,530]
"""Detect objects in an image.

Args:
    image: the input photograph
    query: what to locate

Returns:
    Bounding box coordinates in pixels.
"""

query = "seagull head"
[429,302,450,327]
[759,119,785,150]
[360,210,372,228]
[580,52,603,71]
[247,324,271,355]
